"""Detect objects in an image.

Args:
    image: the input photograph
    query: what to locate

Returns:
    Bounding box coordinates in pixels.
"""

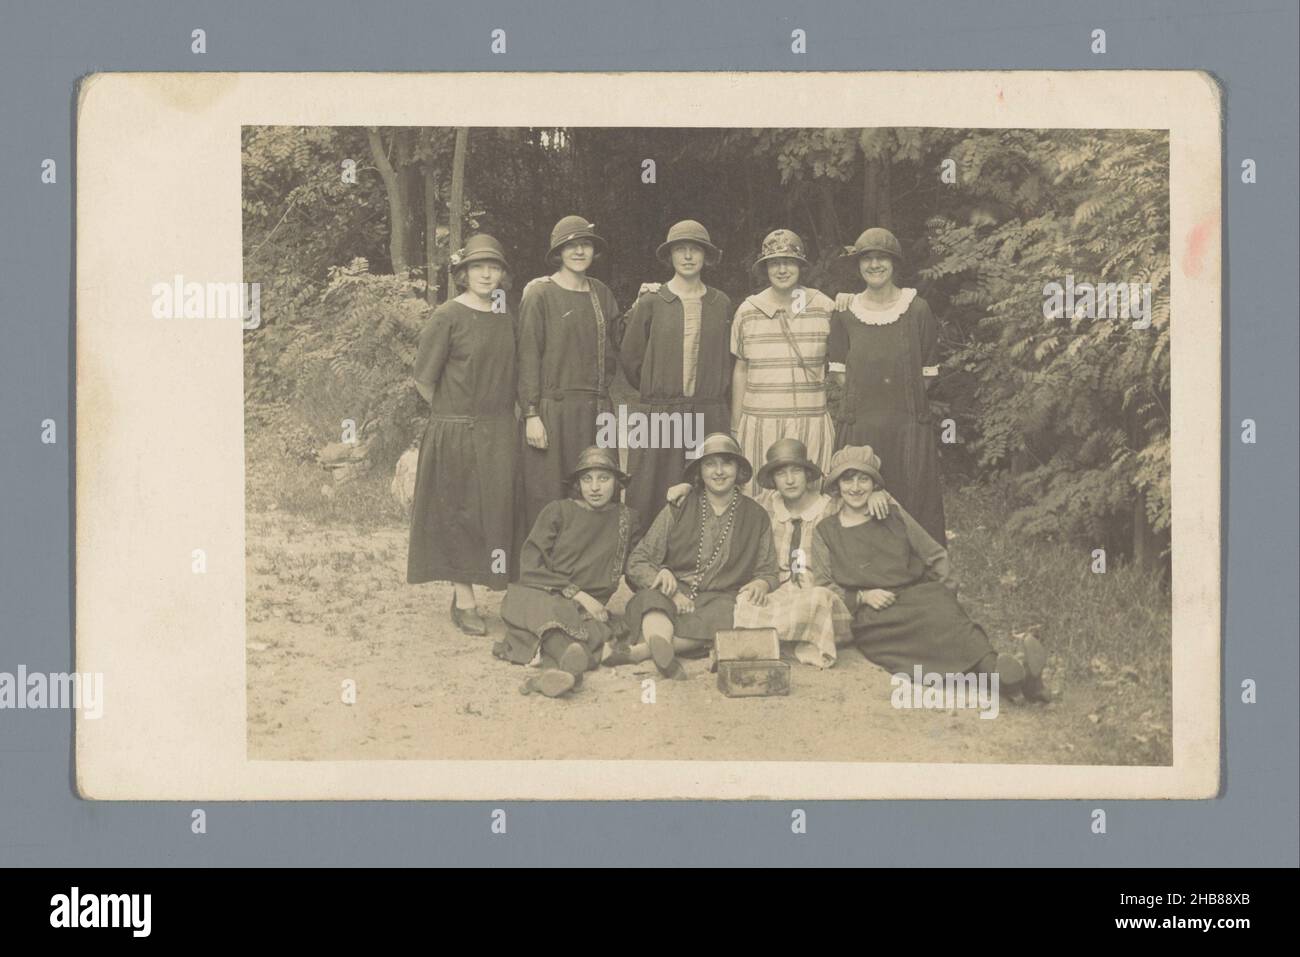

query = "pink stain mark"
[1183,212,1220,278]
[996,87,1005,103]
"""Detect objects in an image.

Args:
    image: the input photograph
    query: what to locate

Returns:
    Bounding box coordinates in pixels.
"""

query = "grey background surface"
[0,0,1295,866]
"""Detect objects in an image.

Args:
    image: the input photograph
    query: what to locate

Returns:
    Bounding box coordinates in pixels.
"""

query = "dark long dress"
[810,506,992,674]
[619,285,733,533]
[516,277,621,533]
[828,292,946,544]
[624,489,779,651]
[493,498,638,665]
[406,300,517,588]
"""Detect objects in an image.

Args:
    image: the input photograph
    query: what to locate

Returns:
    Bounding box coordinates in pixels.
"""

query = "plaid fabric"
[733,581,852,669]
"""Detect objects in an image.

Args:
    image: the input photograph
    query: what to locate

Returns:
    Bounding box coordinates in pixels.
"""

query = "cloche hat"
[547,215,605,263]
[682,432,753,487]
[823,445,885,494]
[752,228,810,276]
[656,220,722,266]
[450,233,510,271]
[566,445,630,486]
[840,227,905,265]
[755,437,822,490]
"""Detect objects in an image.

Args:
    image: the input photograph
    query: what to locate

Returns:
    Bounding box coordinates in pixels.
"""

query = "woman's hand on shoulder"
[637,282,662,298]
[665,482,692,505]
[866,490,891,520]
[834,292,856,312]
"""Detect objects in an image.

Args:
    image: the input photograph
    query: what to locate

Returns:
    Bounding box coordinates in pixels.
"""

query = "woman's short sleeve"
[827,312,848,373]
[729,307,747,359]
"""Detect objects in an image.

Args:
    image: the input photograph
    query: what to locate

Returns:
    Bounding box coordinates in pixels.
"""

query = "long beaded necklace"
[689,488,739,600]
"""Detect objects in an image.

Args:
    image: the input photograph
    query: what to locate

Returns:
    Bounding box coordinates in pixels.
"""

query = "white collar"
[772,493,832,524]
[849,287,917,325]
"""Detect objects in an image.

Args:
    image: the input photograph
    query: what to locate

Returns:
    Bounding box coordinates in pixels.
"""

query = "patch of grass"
[945,476,1172,696]
[245,419,407,529]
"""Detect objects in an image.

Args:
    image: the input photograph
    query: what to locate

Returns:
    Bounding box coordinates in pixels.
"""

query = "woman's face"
[464,261,503,298]
[700,454,738,495]
[765,258,800,293]
[560,239,594,273]
[858,252,895,289]
[578,468,616,508]
[774,464,809,501]
[838,470,876,510]
[671,242,706,279]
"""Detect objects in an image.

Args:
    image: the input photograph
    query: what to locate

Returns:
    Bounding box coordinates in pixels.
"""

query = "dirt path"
[245,511,1168,765]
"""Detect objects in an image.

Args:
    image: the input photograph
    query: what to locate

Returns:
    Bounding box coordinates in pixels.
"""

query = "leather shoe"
[451,596,487,636]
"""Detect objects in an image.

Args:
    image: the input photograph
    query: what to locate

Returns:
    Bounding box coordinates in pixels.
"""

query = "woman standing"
[619,220,733,528]
[493,446,639,698]
[828,228,947,544]
[623,433,779,679]
[731,229,837,496]
[517,215,621,533]
[811,445,1048,701]
[407,234,518,636]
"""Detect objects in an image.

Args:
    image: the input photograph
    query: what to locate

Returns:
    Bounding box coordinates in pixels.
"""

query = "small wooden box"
[715,628,788,697]
[717,659,791,697]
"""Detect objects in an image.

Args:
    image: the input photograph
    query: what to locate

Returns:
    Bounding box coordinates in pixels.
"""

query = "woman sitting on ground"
[493,447,639,698]
[620,433,779,680]
[811,445,1049,701]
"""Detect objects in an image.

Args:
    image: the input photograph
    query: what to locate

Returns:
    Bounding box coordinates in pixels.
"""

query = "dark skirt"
[520,392,611,533]
[407,414,516,588]
[623,395,730,537]
[836,415,946,545]
[849,580,992,675]
[625,587,735,654]
[493,583,622,665]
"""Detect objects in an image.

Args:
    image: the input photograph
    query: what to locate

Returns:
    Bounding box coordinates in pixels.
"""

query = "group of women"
[406,215,1047,701]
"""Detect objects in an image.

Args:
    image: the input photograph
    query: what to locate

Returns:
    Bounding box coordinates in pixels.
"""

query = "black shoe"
[647,633,676,676]
[1021,635,1051,702]
[451,596,487,636]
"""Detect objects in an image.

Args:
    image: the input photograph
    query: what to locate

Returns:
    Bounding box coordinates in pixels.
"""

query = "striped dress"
[730,287,836,495]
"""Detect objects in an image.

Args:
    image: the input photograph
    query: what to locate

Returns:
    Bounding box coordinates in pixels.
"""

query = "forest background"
[241,127,1173,754]
[242,125,1171,568]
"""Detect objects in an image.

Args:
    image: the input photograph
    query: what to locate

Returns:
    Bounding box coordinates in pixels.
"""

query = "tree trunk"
[367,128,423,277]
[422,162,439,304]
[862,156,894,231]
[445,128,469,302]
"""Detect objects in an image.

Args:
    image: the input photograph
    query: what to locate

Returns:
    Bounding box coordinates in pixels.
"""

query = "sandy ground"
[245,510,1171,766]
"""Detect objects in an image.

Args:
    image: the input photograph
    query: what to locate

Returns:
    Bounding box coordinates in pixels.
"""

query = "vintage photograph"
[242,121,1174,766]
[73,72,1219,799]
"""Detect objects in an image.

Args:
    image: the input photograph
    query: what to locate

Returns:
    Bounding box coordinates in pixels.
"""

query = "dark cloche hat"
[451,233,510,271]
[841,227,905,265]
[656,220,722,267]
[566,445,630,485]
[755,437,822,490]
[547,215,605,263]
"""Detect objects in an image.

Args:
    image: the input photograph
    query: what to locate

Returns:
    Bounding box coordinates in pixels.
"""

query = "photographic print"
[75,72,1221,799]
